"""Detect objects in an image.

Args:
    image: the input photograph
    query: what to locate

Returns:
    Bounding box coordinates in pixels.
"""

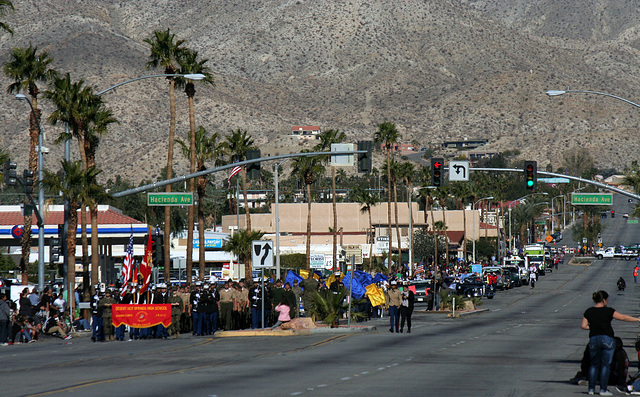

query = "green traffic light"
[527,180,534,187]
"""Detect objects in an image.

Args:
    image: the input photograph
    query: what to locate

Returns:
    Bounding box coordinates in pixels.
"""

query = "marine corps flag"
[138,234,153,294]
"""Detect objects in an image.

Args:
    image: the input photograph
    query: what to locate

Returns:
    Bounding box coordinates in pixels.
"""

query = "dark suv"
[410,280,434,305]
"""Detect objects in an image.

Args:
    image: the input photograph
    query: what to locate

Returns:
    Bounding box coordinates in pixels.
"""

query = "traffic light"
[246,149,261,180]
[357,140,372,173]
[23,169,34,194]
[49,236,61,264]
[152,235,164,267]
[524,160,537,190]
[3,161,17,185]
[431,158,444,187]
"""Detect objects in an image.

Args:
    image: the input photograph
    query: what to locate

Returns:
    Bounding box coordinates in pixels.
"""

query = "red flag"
[227,165,242,188]
[138,234,153,294]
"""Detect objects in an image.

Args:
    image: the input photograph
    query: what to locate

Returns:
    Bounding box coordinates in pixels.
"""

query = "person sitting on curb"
[271,300,291,329]
[44,311,72,340]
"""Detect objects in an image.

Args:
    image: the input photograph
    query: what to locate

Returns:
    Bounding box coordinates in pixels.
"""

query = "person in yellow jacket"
[385,281,402,333]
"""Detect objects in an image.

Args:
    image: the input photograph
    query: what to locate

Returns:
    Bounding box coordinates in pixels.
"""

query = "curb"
[215,325,377,337]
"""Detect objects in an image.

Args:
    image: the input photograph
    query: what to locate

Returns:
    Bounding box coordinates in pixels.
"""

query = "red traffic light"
[433,161,442,169]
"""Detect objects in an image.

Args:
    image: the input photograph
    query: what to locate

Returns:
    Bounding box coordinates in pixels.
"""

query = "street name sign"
[147,192,194,206]
[252,240,274,268]
[448,161,469,181]
[571,193,613,206]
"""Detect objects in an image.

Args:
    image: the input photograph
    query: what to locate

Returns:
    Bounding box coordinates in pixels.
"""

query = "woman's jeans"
[588,335,615,391]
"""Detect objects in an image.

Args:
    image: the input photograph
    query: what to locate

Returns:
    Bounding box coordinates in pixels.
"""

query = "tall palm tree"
[398,162,415,269]
[42,161,107,293]
[144,28,187,283]
[222,229,265,279]
[46,75,116,288]
[4,44,58,285]
[383,159,403,262]
[177,48,215,283]
[374,121,400,263]
[291,152,325,268]
[313,129,346,271]
[352,187,379,271]
[224,128,256,232]
[176,126,223,280]
[0,0,14,34]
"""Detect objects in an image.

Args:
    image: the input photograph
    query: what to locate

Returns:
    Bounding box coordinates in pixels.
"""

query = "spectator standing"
[581,290,640,396]
[399,281,415,333]
[18,288,32,319]
[0,293,11,345]
[385,281,402,333]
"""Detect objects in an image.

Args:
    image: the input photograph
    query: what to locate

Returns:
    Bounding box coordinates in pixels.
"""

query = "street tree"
[42,161,107,294]
[144,28,188,283]
[222,229,265,281]
[177,48,215,282]
[4,44,58,285]
[313,129,346,271]
[291,152,325,268]
[374,121,400,263]
[176,126,223,280]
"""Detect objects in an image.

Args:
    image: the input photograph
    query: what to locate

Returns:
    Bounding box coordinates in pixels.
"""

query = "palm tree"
[4,44,58,285]
[383,158,403,263]
[374,121,400,263]
[42,161,107,294]
[0,0,14,34]
[176,126,223,281]
[144,28,187,283]
[291,152,325,268]
[177,48,215,283]
[313,129,346,271]
[46,75,116,288]
[352,187,378,271]
[398,162,415,269]
[224,128,257,232]
[222,229,265,281]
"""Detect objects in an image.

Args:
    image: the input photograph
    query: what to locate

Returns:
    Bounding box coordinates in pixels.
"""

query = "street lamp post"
[274,158,292,279]
[546,89,640,109]
[15,94,46,291]
[551,194,564,233]
[472,196,493,263]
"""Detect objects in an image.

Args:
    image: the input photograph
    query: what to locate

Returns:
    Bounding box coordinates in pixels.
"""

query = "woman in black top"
[581,290,640,395]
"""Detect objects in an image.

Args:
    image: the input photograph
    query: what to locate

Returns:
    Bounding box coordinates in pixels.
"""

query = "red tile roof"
[0,206,143,226]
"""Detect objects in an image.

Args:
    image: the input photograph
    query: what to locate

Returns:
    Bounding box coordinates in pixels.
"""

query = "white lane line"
[341,376,351,381]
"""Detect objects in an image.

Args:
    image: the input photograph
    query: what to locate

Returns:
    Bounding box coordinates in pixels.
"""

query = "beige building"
[221,202,498,260]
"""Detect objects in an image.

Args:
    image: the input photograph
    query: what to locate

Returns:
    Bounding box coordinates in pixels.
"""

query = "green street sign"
[147,192,194,206]
[535,220,546,225]
[571,193,613,205]
[628,219,639,224]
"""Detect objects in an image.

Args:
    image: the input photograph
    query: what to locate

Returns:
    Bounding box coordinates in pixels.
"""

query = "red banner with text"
[112,304,172,328]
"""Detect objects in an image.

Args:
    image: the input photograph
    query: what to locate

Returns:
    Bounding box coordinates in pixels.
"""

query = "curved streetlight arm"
[546,89,640,110]
[97,73,205,95]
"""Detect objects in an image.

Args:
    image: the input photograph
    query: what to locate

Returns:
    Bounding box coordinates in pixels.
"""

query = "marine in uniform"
[219,281,235,331]
[98,290,117,341]
[168,287,184,338]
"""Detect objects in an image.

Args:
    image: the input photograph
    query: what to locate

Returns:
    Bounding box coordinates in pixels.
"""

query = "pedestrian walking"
[385,281,401,333]
[581,290,640,396]
[634,265,638,283]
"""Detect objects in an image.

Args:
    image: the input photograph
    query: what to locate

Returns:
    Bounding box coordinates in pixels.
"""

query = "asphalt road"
[3,194,640,397]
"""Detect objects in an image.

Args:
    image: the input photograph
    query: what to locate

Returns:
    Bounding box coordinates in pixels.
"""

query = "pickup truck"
[595,247,637,260]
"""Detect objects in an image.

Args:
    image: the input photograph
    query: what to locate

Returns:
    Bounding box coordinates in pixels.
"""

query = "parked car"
[452,275,495,299]
[410,279,434,305]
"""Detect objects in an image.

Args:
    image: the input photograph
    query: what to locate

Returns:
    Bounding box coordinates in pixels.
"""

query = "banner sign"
[192,238,223,249]
[112,304,171,328]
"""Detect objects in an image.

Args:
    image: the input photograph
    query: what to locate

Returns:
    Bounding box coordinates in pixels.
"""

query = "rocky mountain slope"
[1,0,639,183]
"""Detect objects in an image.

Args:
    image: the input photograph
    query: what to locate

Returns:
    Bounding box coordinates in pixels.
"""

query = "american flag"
[120,232,134,298]
[227,165,242,189]
[415,262,425,274]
